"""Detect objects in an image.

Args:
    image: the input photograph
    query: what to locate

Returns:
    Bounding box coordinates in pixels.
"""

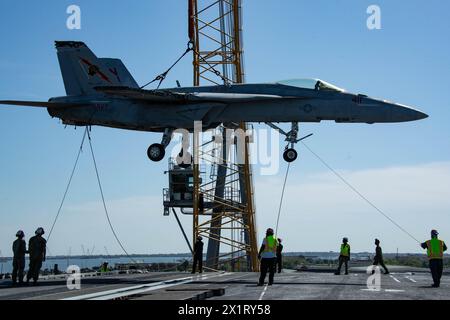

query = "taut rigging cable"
[140,40,231,90]
[140,42,194,90]
[273,141,421,245]
[46,127,137,263]
[301,141,421,244]
[47,128,88,242]
[86,130,138,263]
[275,163,291,237]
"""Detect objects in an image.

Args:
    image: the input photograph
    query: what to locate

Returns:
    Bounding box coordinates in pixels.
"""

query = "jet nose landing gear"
[265,122,313,163]
[283,148,298,163]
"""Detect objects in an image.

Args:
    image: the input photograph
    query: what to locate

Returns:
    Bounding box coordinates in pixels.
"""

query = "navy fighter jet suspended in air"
[0,41,428,163]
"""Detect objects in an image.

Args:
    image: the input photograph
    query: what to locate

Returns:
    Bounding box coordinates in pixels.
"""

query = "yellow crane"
[188,0,258,271]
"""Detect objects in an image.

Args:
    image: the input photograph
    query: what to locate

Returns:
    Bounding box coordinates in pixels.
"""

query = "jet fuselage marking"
[109,68,121,83]
[79,57,112,83]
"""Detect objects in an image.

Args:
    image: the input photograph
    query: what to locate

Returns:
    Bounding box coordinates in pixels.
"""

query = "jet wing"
[95,86,292,104]
[95,86,189,103]
[0,100,84,108]
[188,92,286,102]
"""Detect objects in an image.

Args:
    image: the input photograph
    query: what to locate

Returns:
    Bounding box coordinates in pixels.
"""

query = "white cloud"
[254,162,450,254]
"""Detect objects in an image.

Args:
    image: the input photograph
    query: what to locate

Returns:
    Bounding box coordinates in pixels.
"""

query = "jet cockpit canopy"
[277,78,345,92]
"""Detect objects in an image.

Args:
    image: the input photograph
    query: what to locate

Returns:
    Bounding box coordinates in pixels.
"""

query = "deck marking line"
[361,289,405,293]
[405,276,417,283]
[390,275,401,283]
[63,272,227,300]
[89,273,224,300]
[385,289,405,292]
[258,284,268,300]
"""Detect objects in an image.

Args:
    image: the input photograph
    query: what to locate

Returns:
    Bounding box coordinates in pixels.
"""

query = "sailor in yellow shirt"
[257,228,278,286]
[421,229,447,288]
[334,237,350,275]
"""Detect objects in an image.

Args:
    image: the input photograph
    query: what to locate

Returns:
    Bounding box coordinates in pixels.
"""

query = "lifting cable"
[47,127,88,242]
[300,141,421,244]
[273,142,421,245]
[275,163,291,237]
[140,40,230,90]
[140,41,194,90]
[86,130,138,263]
[192,47,231,85]
[46,127,137,263]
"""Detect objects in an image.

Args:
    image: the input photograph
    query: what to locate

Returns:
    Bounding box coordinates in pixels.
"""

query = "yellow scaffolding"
[189,0,258,271]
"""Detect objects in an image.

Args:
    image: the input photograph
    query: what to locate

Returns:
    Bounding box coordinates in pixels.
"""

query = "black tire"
[176,150,193,168]
[147,144,165,162]
[283,148,298,162]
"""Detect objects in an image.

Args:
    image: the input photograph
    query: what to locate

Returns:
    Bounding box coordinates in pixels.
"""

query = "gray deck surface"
[0,268,448,300]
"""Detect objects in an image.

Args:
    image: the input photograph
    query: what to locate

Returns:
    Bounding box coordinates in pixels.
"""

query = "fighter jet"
[0,41,428,163]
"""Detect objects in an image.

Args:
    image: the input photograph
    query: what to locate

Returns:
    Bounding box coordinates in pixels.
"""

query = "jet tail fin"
[99,58,139,89]
[55,41,138,95]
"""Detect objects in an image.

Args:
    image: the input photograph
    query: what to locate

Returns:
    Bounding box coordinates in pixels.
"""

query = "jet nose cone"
[384,101,429,122]
[413,109,428,120]
[401,105,428,121]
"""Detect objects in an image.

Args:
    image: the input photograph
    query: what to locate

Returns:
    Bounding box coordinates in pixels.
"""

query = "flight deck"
[1,268,449,301]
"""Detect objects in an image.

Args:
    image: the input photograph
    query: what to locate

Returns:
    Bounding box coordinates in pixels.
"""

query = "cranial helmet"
[16,230,25,238]
[35,227,45,235]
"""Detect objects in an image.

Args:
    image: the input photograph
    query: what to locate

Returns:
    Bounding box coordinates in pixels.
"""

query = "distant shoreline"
[0,251,441,261]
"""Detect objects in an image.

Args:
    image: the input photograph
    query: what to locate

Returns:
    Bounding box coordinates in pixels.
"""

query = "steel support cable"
[192,47,231,85]
[300,141,421,244]
[140,41,194,89]
[275,162,291,237]
[47,127,88,243]
[86,130,138,263]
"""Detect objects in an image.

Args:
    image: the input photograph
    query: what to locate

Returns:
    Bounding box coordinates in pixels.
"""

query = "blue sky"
[0,1,449,256]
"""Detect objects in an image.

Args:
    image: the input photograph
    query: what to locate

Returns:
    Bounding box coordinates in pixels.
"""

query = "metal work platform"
[1,267,449,300]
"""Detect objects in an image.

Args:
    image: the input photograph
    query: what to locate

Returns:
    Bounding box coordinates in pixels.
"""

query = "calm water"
[0,256,188,274]
[0,252,373,274]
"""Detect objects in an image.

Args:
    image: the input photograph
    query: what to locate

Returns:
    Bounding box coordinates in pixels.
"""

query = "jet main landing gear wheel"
[283,148,298,162]
[147,144,165,162]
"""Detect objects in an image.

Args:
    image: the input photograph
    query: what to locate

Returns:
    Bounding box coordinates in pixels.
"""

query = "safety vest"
[264,236,277,253]
[426,238,444,260]
[340,243,350,257]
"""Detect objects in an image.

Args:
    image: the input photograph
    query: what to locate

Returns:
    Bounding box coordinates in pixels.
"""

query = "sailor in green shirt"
[334,237,350,275]
[421,229,447,288]
[257,228,278,286]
